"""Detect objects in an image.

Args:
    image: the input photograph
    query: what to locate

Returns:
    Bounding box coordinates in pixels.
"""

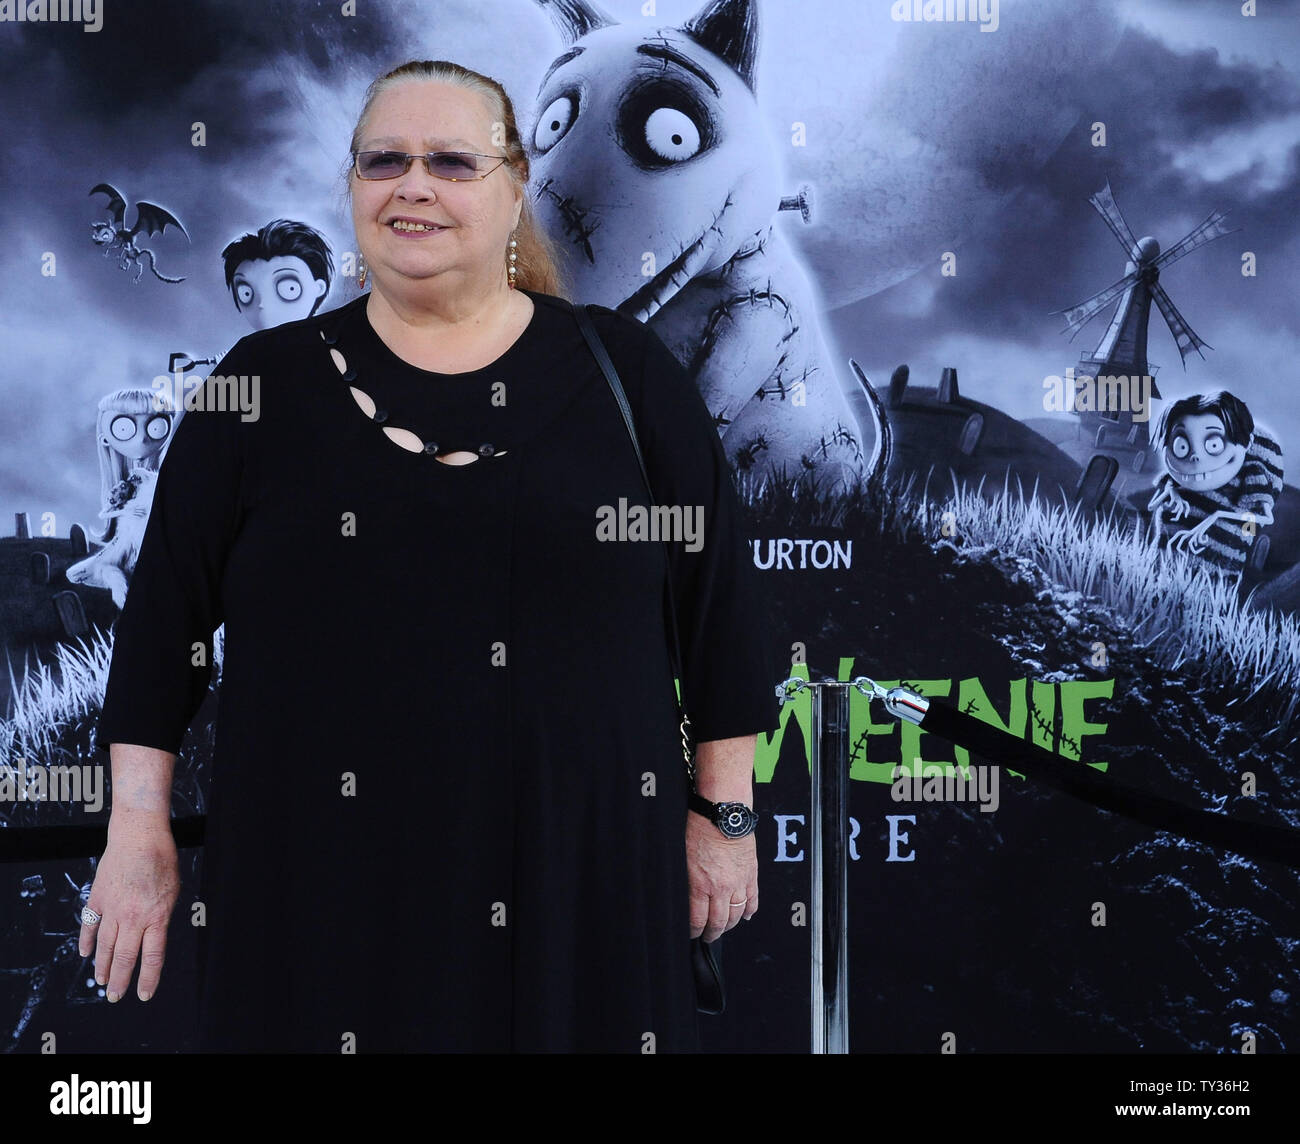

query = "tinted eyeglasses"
[352,150,508,182]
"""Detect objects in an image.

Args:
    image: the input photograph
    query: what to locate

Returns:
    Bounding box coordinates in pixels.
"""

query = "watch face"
[717,803,758,838]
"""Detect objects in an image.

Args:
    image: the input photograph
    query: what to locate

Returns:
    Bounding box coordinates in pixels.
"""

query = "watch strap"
[689,789,718,821]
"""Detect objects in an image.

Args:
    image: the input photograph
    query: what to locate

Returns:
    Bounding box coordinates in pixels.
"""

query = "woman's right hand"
[79,815,180,1003]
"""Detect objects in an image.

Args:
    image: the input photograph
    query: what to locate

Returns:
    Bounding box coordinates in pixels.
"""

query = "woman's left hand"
[686,811,758,942]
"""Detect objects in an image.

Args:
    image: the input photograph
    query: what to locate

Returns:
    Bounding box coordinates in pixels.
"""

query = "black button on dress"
[95,288,780,1052]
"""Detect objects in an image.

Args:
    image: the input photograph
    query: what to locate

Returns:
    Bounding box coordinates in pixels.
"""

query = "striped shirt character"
[1147,391,1284,573]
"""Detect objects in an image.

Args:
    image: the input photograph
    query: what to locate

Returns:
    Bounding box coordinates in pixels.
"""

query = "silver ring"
[80,906,102,926]
[728,899,747,908]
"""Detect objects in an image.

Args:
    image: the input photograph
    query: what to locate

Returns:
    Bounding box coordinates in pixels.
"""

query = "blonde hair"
[347,60,570,299]
[91,387,175,541]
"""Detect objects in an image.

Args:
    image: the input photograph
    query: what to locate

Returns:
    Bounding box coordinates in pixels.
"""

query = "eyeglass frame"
[351,150,510,182]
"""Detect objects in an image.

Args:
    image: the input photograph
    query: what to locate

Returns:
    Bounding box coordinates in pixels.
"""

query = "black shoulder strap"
[572,302,654,492]
[571,301,692,728]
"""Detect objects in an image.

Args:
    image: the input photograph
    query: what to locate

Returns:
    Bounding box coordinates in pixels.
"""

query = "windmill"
[1057,180,1234,450]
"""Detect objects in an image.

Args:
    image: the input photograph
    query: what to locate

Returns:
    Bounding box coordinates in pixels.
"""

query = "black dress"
[94,288,780,1052]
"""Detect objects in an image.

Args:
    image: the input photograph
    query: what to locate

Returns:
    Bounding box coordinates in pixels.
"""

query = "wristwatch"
[689,790,760,839]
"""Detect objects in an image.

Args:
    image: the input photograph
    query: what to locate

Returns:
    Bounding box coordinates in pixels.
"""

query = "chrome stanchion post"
[805,679,850,1054]
[779,674,960,1053]
[808,681,826,1054]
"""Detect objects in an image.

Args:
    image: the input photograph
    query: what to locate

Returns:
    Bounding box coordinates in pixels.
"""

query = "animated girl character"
[65,388,175,608]
[221,218,334,331]
[1147,389,1284,574]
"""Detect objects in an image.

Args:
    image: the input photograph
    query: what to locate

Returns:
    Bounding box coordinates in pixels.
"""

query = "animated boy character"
[221,219,334,331]
[1147,390,1284,574]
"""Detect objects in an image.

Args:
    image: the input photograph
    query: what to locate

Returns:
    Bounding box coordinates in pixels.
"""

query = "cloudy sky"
[0,0,1297,532]
[836,0,1300,442]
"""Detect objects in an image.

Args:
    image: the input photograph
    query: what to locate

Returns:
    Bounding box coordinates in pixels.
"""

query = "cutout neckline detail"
[320,332,507,466]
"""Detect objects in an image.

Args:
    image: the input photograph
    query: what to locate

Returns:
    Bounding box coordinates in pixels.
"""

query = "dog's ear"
[683,0,759,93]
[536,0,617,46]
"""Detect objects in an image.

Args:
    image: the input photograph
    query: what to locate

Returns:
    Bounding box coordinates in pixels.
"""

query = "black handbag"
[571,300,726,1016]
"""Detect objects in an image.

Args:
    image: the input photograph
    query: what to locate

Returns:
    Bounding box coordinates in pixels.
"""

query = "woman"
[87,59,778,1052]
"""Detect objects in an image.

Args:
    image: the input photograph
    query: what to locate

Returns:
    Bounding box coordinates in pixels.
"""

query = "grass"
[934,472,1300,734]
[1,629,114,771]
[740,465,1300,737]
[0,624,223,825]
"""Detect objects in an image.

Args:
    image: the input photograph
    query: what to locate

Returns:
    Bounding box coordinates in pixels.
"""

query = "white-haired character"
[1147,389,1283,575]
[65,388,175,608]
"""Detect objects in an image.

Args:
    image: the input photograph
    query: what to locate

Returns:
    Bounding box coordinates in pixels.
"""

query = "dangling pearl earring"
[507,233,518,289]
[358,262,368,290]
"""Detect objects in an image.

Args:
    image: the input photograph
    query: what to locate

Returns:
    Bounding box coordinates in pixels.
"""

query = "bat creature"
[89,183,189,283]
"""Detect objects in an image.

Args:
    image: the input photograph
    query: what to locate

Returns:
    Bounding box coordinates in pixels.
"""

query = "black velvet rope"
[3,704,1297,869]
[918,700,1300,869]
